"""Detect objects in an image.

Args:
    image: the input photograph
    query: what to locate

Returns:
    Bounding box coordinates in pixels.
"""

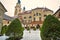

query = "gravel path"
[21,29,41,40]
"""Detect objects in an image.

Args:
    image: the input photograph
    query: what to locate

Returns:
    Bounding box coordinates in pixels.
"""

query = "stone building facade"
[18,8,53,28]
[3,14,13,26]
[0,2,7,33]
[14,0,53,28]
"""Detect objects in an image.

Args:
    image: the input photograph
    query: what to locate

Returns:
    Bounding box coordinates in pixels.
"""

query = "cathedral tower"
[14,0,21,17]
[23,7,25,12]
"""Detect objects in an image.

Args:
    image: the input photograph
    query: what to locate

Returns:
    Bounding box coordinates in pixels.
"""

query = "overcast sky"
[0,0,60,17]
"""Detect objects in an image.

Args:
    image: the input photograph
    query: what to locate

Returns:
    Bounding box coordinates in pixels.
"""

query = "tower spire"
[23,7,25,11]
[18,0,21,4]
[14,0,21,17]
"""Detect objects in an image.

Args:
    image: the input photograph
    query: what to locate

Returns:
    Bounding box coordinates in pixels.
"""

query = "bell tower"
[23,7,25,12]
[14,0,21,17]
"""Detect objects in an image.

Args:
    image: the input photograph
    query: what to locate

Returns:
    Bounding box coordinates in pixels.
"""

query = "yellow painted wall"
[19,8,53,27]
[3,20,11,26]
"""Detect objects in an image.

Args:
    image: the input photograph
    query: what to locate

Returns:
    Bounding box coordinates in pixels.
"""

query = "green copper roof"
[23,7,25,11]
[18,0,21,4]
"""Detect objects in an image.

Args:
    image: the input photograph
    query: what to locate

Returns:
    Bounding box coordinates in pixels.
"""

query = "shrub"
[1,25,8,35]
[33,27,36,31]
[6,18,24,40]
[26,27,30,31]
[41,15,60,40]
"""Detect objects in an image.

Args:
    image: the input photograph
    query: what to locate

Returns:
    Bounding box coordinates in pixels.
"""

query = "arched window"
[36,13,38,16]
[34,14,35,16]
[34,17,35,21]
[29,16,32,18]
[44,15,47,17]
[8,21,9,24]
[24,17,26,19]
[39,17,41,21]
